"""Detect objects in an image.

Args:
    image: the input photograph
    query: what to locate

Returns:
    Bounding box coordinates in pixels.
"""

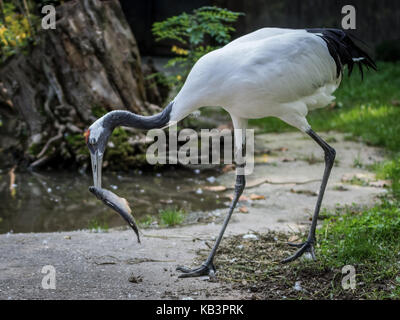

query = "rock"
[290,188,318,196]
[128,274,143,283]
[341,172,376,184]
[243,234,258,240]
[293,281,303,291]
[369,180,392,188]
[206,176,216,183]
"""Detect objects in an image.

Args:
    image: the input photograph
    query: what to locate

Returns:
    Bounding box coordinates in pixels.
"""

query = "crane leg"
[177,171,246,278]
[282,129,336,263]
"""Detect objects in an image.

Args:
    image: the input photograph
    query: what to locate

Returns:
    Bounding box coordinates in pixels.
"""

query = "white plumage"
[170,28,341,135]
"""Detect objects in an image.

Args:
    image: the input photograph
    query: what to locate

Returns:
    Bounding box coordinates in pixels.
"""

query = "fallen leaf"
[228,194,249,202]
[204,185,227,192]
[222,164,235,173]
[239,206,249,213]
[160,199,174,204]
[255,154,269,163]
[288,235,300,243]
[250,194,265,200]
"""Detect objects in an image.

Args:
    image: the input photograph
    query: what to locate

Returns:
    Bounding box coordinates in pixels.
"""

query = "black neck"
[104,102,173,130]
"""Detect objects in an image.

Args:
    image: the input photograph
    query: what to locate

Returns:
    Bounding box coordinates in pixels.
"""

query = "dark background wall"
[119,0,400,56]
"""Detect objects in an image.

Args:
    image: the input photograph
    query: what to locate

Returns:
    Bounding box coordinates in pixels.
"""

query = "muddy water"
[0,168,227,234]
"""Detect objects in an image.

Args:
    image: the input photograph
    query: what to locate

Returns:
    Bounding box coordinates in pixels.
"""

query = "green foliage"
[88,218,109,232]
[159,207,185,227]
[314,199,400,298]
[91,105,108,118]
[0,1,38,63]
[152,6,244,90]
[65,133,87,156]
[139,214,155,227]
[318,201,400,266]
[0,1,63,63]
[374,157,400,197]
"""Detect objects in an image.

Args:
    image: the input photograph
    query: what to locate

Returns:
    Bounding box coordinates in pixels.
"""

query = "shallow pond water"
[0,168,227,234]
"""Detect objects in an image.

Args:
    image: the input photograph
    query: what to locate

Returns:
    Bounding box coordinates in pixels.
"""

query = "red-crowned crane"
[85,28,376,278]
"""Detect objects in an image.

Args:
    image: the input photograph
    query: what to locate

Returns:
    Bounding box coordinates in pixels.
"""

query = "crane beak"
[90,150,103,189]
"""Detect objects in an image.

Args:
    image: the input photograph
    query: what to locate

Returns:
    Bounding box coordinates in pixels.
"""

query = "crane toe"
[281,240,316,264]
[176,262,216,278]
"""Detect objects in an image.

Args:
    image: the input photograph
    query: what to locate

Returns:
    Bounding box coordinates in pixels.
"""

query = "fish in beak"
[89,186,141,243]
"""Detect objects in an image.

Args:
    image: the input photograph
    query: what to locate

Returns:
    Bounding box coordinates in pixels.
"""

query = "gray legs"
[177,172,246,278]
[177,127,335,274]
[282,129,336,263]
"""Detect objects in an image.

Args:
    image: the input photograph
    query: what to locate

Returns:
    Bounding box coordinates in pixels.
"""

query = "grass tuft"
[159,208,185,227]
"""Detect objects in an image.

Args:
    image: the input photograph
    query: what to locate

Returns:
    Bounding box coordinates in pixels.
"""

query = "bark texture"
[0,0,167,170]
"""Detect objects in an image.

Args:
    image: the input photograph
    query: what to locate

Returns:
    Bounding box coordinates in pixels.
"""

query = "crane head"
[85,118,112,189]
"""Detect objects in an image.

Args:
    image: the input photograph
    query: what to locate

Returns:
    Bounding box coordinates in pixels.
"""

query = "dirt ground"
[0,131,388,300]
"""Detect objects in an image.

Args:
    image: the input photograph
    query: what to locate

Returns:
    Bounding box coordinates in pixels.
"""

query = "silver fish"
[89,186,140,243]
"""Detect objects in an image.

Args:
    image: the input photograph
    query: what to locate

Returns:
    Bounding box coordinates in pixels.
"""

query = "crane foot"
[176,262,216,278]
[281,240,316,263]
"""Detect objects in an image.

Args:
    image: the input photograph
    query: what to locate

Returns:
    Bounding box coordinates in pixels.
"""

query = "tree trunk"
[0,0,167,170]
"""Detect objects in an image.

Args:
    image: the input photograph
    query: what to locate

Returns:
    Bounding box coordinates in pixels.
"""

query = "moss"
[92,105,108,118]
[27,142,43,156]
[65,133,88,156]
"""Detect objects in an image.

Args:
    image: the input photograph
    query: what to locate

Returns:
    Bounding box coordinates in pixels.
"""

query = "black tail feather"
[306,28,377,78]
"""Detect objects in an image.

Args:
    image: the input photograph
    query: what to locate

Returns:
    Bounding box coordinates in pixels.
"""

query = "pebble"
[242,234,259,240]
[293,281,303,291]
[206,176,216,183]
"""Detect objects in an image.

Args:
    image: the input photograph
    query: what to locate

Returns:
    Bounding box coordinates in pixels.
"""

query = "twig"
[0,0,7,28]
[8,165,16,196]
[29,155,51,170]
[21,0,35,37]
[36,131,63,158]
[226,177,321,190]
[143,234,209,241]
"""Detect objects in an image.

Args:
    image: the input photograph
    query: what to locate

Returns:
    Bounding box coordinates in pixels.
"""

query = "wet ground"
[0,168,227,234]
